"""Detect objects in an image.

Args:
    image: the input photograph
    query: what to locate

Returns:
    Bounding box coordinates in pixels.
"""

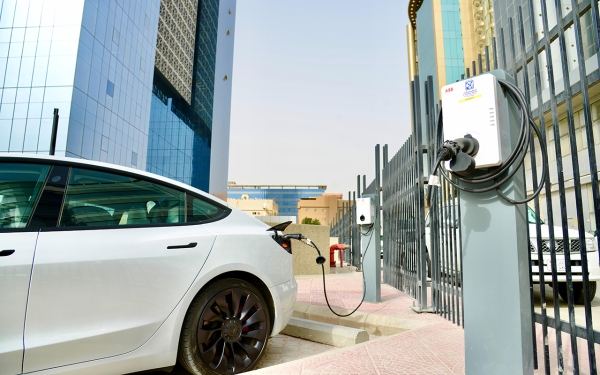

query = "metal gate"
[333,0,600,372]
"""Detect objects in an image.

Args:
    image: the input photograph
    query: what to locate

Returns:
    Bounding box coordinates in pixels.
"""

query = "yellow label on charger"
[459,94,482,103]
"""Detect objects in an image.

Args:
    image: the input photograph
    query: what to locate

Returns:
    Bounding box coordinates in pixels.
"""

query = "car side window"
[0,163,50,229]
[187,195,226,223]
[59,168,185,228]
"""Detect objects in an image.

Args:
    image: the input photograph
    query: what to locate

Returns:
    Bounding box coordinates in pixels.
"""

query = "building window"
[306,209,310,212]
[322,209,327,212]
[131,151,138,166]
[106,80,114,97]
[112,27,120,44]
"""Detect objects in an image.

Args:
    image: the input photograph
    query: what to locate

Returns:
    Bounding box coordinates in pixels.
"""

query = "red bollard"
[330,247,336,267]
[330,244,349,267]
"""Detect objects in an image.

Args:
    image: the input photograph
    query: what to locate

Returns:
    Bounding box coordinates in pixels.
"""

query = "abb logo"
[444,87,453,93]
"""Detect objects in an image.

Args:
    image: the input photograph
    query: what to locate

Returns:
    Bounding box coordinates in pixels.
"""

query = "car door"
[23,166,217,373]
[0,162,49,375]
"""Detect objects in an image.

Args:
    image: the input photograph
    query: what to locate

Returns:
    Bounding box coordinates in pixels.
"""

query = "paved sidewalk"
[249,269,466,375]
[254,334,335,370]
[249,268,599,375]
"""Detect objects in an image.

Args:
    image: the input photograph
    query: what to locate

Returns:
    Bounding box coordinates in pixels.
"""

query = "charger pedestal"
[361,194,381,303]
[457,70,534,375]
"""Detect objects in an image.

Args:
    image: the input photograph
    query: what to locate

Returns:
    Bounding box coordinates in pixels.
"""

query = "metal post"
[375,144,381,194]
[50,108,59,155]
[348,191,352,254]
[361,193,381,303]
[461,70,533,375]
[352,191,356,266]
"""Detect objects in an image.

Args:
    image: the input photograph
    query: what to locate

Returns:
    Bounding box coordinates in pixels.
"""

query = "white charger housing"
[356,197,375,225]
[440,73,509,170]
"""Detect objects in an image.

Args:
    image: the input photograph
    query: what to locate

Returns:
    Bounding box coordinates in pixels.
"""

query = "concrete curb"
[293,301,432,336]
[281,317,369,347]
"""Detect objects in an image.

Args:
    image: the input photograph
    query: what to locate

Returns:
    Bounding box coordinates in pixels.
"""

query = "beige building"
[297,194,349,227]
[227,195,278,218]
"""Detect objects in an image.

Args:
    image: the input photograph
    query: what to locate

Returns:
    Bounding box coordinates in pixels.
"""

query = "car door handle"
[167,242,197,249]
[0,250,15,257]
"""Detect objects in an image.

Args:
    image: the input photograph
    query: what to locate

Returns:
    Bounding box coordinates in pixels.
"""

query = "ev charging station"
[356,195,381,303]
[438,70,534,375]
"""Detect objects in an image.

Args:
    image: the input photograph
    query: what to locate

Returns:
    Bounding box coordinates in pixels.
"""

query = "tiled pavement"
[254,334,335,370]
[249,270,467,375]
[250,268,600,375]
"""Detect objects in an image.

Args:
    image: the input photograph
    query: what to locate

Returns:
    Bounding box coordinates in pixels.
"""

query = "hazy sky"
[229,0,412,195]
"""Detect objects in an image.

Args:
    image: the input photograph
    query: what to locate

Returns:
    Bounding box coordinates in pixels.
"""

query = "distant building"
[227,195,278,217]
[227,183,326,218]
[297,194,348,226]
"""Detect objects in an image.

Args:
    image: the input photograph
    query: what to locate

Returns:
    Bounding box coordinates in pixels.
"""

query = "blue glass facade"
[228,188,326,217]
[147,83,211,189]
[416,0,438,141]
[440,0,464,83]
[415,0,465,136]
[147,0,223,193]
[0,0,159,169]
[1,0,237,196]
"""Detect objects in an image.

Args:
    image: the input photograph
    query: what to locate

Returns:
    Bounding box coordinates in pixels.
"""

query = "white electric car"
[0,154,297,375]
[425,204,600,304]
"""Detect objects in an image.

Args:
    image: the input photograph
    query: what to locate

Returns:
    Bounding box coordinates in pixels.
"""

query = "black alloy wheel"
[178,278,271,375]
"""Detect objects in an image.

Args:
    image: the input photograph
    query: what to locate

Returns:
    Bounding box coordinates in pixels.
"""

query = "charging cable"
[428,78,548,205]
[283,216,377,317]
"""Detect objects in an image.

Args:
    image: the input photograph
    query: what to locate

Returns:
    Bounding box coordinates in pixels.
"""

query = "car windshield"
[527,206,545,224]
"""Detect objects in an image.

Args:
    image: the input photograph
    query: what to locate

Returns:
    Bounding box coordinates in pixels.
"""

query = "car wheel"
[178,278,271,375]
[557,281,597,305]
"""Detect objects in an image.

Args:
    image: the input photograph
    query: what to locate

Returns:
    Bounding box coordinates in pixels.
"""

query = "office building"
[407,0,493,132]
[297,194,348,227]
[0,0,235,198]
[227,183,326,219]
[227,196,278,217]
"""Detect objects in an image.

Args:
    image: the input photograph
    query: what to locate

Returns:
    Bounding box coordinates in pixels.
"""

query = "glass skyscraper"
[0,0,235,199]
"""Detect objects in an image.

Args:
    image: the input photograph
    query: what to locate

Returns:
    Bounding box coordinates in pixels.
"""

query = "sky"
[229,0,412,195]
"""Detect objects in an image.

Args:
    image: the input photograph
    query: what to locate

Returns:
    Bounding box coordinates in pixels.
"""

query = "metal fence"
[332,0,600,372]
[491,1,600,373]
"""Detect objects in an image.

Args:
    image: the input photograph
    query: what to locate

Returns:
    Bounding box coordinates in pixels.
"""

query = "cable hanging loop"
[428,77,548,206]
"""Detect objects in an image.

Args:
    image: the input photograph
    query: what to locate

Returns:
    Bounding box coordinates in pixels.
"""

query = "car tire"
[557,281,597,305]
[178,278,271,375]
